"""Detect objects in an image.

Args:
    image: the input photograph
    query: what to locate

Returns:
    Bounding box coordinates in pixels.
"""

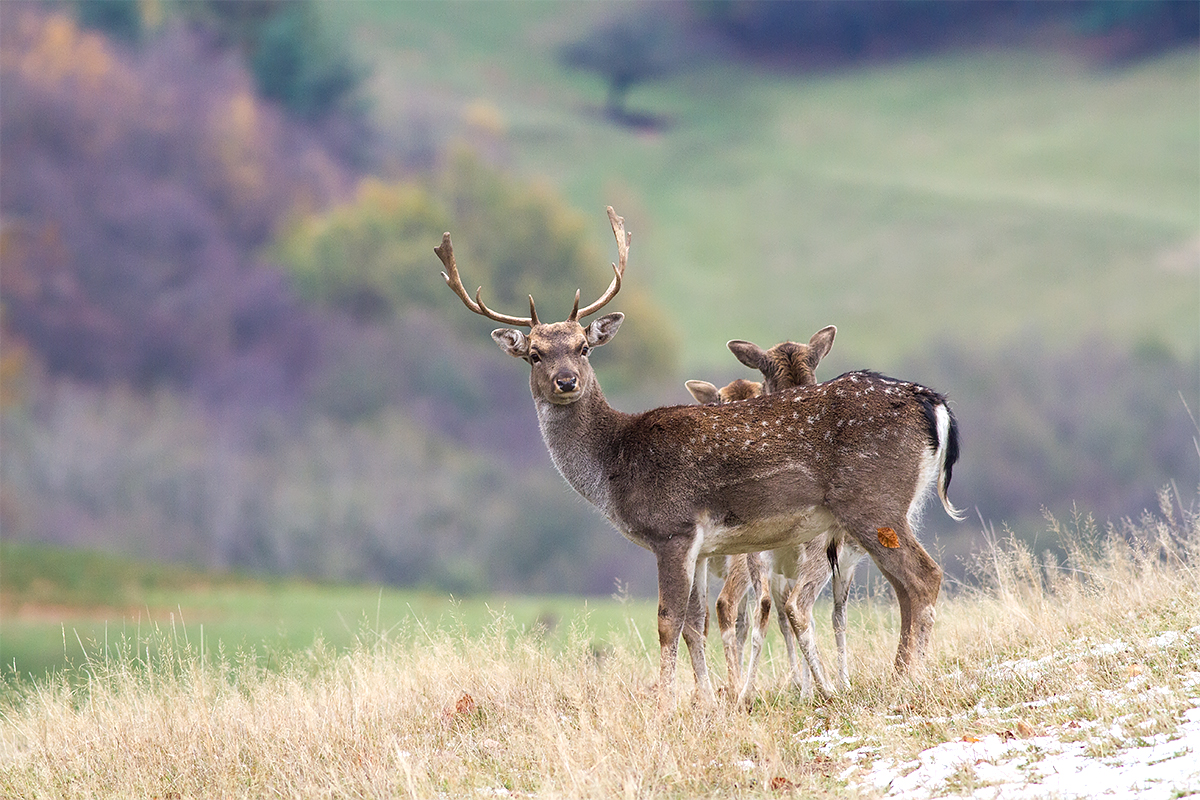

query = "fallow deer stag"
[435,207,962,708]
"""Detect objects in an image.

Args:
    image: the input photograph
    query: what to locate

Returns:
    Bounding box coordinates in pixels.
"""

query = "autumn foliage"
[0,9,346,389]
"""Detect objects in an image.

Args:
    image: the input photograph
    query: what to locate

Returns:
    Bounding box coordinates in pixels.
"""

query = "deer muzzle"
[554,372,578,395]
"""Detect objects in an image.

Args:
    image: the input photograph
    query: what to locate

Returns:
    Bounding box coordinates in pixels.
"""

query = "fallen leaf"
[1016,720,1035,738]
[877,527,900,548]
[1000,729,1016,742]
[1126,663,1145,677]
[961,735,980,743]
[770,775,797,791]
[441,691,480,726]
[455,692,477,716]
[794,755,836,777]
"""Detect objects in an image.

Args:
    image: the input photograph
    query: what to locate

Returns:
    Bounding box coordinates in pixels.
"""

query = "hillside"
[342,2,1198,372]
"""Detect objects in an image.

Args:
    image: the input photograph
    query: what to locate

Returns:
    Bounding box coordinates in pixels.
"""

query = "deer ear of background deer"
[808,325,837,366]
[584,312,624,347]
[491,328,530,359]
[684,380,721,405]
[727,340,770,373]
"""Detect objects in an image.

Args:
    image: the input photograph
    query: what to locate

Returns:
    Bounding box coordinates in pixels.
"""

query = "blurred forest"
[1,0,1197,595]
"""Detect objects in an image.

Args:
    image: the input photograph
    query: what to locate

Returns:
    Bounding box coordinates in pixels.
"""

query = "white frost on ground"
[831,627,1200,799]
[853,706,1199,799]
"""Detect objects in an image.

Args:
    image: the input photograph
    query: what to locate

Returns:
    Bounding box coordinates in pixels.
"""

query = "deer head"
[436,207,629,407]
[727,326,837,393]
[684,378,763,405]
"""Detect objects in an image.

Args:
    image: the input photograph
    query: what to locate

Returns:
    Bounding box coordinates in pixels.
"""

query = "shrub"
[273,150,679,393]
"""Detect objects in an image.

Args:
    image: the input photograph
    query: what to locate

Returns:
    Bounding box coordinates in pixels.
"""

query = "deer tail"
[932,403,965,521]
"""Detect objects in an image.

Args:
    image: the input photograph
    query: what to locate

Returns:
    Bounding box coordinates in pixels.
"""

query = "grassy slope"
[341,1,1199,378]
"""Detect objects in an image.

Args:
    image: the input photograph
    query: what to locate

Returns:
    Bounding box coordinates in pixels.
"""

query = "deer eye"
[529,352,541,364]
[579,344,590,357]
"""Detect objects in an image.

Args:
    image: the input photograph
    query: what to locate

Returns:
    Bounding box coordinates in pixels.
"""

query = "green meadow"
[0,542,656,682]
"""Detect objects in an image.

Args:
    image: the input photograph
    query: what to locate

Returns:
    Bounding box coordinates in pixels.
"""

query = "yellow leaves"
[463,100,506,138]
[139,0,164,32]
[0,342,31,411]
[14,12,124,94]
[878,527,900,548]
[3,10,140,156]
[273,177,447,313]
[212,88,268,203]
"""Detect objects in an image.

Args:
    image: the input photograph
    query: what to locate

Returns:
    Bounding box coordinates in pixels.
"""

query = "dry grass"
[1,490,1197,799]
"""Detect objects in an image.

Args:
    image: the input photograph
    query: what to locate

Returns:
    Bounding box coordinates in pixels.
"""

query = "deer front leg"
[683,555,716,706]
[830,548,864,691]
[735,552,772,709]
[654,535,710,710]
[783,577,836,700]
[715,555,751,697]
[771,575,806,694]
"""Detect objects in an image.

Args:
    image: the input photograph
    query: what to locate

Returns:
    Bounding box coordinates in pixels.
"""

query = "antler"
[570,206,630,322]
[435,232,539,327]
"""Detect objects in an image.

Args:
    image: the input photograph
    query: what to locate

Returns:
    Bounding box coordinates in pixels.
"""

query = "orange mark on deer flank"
[877,527,900,548]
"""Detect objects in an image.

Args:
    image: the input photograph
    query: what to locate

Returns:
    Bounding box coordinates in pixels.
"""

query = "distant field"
[339,2,1199,375]
[0,542,656,681]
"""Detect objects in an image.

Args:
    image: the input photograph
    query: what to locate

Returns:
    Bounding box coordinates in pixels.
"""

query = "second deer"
[688,327,861,704]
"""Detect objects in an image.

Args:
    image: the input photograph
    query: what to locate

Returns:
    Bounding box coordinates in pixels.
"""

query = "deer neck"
[533,384,629,523]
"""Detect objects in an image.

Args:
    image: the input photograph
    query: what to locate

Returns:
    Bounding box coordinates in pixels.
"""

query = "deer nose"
[555,374,577,393]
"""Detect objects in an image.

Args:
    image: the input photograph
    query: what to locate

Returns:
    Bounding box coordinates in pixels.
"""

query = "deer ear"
[585,313,624,347]
[807,325,836,365]
[684,380,720,405]
[491,328,529,359]
[727,340,768,372]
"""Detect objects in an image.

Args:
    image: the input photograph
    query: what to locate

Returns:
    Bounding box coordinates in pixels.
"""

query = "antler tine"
[435,232,535,327]
[575,206,630,321]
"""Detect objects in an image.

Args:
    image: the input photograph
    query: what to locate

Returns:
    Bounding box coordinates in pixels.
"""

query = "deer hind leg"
[830,541,865,692]
[785,554,836,700]
[840,509,942,676]
[715,555,750,697]
[735,552,773,709]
